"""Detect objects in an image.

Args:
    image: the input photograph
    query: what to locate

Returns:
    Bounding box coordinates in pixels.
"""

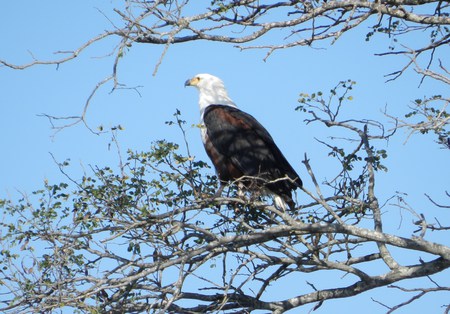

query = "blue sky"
[1,1,449,313]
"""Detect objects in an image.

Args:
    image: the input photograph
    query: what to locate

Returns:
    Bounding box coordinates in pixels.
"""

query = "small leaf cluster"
[297,80,356,122]
[366,19,401,47]
[405,95,450,148]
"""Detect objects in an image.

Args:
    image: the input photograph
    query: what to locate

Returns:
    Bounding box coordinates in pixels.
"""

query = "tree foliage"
[1,1,449,313]
[1,85,449,313]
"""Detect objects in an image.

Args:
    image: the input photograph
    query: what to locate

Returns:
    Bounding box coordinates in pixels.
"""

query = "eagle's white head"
[185,73,237,116]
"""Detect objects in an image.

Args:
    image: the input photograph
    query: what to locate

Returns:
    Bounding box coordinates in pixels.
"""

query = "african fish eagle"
[185,74,302,210]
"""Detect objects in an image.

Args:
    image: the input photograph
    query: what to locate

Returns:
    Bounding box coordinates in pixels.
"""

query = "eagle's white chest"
[199,111,208,145]
[200,124,208,144]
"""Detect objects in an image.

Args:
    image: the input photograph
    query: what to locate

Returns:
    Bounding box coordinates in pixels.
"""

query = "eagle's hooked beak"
[184,76,200,88]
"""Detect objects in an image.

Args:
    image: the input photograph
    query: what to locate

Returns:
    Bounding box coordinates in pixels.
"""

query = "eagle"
[185,74,302,210]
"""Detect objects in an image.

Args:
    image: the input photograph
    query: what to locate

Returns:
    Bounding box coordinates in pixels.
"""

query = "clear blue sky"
[1,1,448,313]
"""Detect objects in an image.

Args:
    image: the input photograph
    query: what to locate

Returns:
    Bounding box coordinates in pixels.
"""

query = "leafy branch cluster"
[1,83,448,313]
[396,94,450,148]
